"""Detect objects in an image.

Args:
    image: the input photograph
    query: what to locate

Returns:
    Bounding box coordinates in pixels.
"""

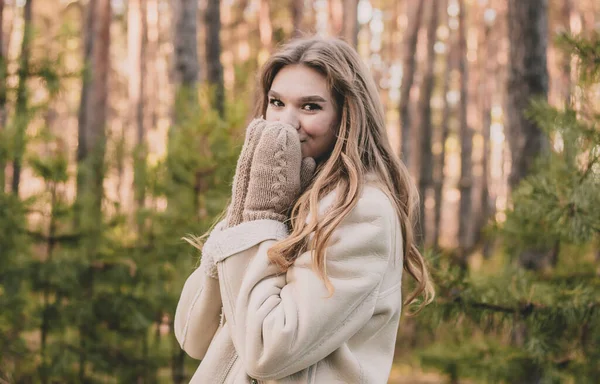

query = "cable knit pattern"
[243,123,316,223]
[225,118,267,228]
[271,144,288,207]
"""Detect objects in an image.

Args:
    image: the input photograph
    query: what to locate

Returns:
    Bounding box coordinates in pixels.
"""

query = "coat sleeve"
[204,191,396,380]
[173,220,232,360]
[173,264,222,360]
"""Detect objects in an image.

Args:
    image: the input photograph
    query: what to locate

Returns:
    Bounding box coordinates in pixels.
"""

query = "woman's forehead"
[269,65,330,98]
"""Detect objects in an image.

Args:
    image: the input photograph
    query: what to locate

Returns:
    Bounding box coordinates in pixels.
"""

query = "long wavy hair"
[252,36,434,313]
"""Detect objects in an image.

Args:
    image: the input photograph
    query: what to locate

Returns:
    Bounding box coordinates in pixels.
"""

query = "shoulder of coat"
[313,175,395,225]
[354,183,396,224]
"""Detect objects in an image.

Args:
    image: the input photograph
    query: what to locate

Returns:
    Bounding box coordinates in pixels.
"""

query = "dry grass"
[388,363,448,384]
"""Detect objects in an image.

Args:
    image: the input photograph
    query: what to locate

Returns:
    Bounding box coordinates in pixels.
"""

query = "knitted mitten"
[243,122,317,223]
[225,117,268,228]
[201,118,266,278]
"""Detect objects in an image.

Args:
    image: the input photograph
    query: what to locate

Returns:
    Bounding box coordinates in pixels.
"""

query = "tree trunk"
[147,0,159,131]
[11,0,33,195]
[0,0,6,191]
[399,0,425,167]
[173,0,199,110]
[0,0,3,55]
[138,0,147,177]
[291,0,304,37]
[76,0,111,379]
[230,0,249,96]
[304,0,317,34]
[0,0,5,127]
[2,0,14,62]
[507,0,549,270]
[417,0,439,245]
[342,0,358,47]
[129,0,148,210]
[77,0,95,205]
[329,0,342,36]
[205,0,224,117]
[457,0,473,254]
[169,1,198,380]
[475,13,494,254]
[259,0,272,52]
[578,0,595,36]
[128,0,142,133]
[433,0,452,251]
[174,0,199,86]
[169,0,199,155]
[506,0,548,191]
[559,0,572,105]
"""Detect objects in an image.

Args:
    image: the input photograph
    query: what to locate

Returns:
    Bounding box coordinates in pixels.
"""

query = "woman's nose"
[277,110,300,130]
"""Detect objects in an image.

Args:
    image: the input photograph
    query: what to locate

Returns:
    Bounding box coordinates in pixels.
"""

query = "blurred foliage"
[415,33,600,383]
[0,43,250,384]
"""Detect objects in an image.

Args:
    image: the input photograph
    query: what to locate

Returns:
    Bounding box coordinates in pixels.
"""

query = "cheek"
[302,123,337,158]
[303,115,336,138]
[265,107,275,121]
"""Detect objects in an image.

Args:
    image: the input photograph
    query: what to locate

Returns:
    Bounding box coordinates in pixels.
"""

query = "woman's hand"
[242,122,316,223]
[202,118,266,278]
[202,119,315,278]
[225,117,268,228]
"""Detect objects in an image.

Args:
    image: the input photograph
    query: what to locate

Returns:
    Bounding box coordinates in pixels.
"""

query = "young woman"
[174,36,434,383]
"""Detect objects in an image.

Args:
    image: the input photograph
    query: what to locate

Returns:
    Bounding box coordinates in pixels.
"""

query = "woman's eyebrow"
[268,90,328,103]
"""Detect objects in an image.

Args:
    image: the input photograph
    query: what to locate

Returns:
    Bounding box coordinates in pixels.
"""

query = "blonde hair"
[253,36,434,314]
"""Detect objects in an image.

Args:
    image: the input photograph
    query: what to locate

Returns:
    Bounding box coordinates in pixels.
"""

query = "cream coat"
[174,181,404,383]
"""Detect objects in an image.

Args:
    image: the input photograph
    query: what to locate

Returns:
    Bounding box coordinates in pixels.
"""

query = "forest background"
[0,0,599,383]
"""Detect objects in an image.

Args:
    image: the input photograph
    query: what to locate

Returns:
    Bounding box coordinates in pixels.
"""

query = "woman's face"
[265,64,339,161]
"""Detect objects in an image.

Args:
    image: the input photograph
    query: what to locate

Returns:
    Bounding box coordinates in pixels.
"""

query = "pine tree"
[0,192,29,380]
[418,32,600,384]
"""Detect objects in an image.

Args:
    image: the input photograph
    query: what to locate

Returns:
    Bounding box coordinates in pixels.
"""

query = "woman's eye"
[269,98,283,107]
[302,103,322,111]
